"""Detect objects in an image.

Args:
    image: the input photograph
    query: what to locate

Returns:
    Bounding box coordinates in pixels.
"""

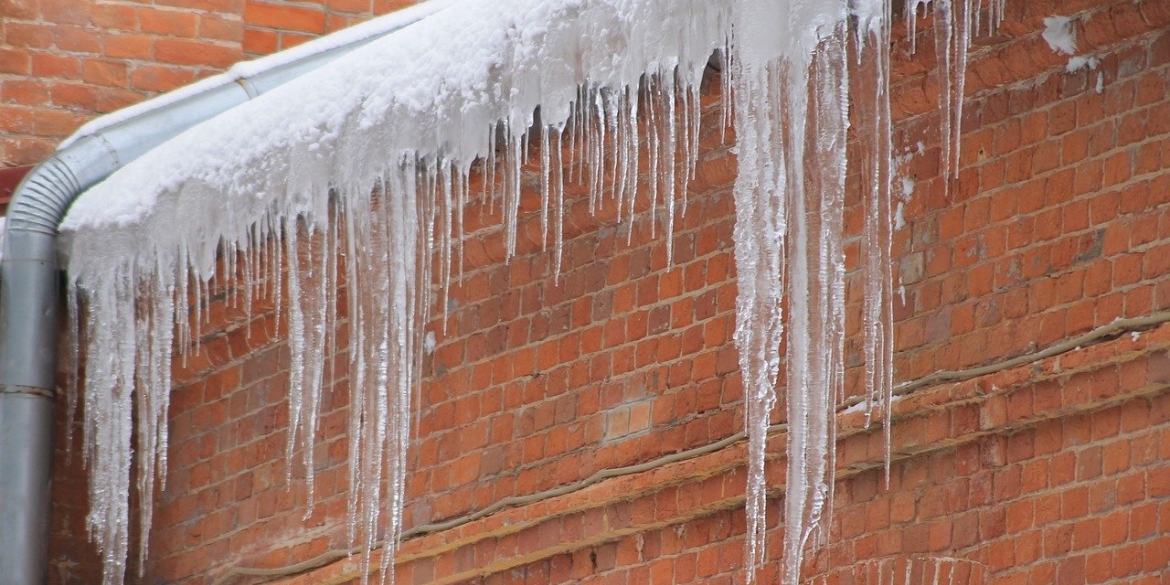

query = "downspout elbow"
[1,142,121,391]
[0,148,108,584]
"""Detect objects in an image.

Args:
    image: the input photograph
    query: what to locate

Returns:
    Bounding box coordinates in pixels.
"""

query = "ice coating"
[63,1,731,584]
[729,1,852,580]
[1042,16,1077,55]
[56,0,997,583]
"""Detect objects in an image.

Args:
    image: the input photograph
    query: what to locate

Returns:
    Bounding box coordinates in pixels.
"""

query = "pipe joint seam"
[0,384,55,398]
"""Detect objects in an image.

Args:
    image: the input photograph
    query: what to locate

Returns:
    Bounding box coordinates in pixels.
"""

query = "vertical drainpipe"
[0,84,257,584]
[0,153,89,585]
[0,3,451,582]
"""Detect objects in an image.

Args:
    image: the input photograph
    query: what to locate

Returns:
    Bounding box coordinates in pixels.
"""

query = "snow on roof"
[58,0,459,150]
[62,0,728,269]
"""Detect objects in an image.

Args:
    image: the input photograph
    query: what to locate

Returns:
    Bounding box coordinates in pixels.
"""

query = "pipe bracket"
[0,384,54,398]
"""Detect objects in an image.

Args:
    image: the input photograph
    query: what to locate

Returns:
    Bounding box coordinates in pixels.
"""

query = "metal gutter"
[0,2,451,582]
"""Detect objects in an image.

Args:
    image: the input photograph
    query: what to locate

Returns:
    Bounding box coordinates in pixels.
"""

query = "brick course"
[3,0,1167,583]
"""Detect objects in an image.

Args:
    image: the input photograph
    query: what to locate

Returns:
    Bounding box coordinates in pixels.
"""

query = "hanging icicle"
[853,0,897,484]
[729,1,853,582]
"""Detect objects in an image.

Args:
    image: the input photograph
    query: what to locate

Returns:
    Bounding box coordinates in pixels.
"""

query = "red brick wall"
[29,0,1170,583]
[0,0,247,165]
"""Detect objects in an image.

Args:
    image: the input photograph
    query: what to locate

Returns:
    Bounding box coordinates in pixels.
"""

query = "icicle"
[285,222,307,487]
[590,90,605,212]
[541,127,552,252]
[663,71,678,265]
[854,0,897,485]
[504,130,522,260]
[456,167,467,281]
[730,55,786,585]
[932,0,974,183]
[440,159,454,316]
[780,25,849,584]
[568,88,581,186]
[63,285,82,464]
[730,1,853,583]
[646,75,660,241]
[81,266,136,585]
[553,129,565,279]
[283,215,330,512]
[487,123,498,215]
[326,199,340,392]
[909,0,983,186]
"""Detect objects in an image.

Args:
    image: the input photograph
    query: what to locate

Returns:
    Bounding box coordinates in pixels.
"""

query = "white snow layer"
[1067,54,1101,73]
[59,0,1001,584]
[1042,15,1077,55]
[58,0,458,150]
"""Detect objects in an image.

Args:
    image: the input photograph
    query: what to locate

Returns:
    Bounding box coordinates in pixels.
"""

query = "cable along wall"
[58,0,1002,583]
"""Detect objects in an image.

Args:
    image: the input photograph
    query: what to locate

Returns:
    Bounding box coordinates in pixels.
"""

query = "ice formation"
[1046,13,1104,93]
[63,1,727,583]
[57,0,1002,584]
[1042,16,1077,55]
[1066,54,1101,73]
[807,555,985,585]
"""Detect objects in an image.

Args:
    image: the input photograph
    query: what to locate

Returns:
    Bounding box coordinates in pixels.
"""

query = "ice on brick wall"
[1043,15,1077,55]
[63,1,730,583]
[57,0,1001,583]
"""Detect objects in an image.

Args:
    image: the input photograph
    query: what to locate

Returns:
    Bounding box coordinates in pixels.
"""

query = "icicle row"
[58,0,1003,582]
[907,0,1004,186]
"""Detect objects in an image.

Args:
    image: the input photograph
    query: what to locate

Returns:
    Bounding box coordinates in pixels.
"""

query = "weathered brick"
[155,38,241,67]
[245,0,326,34]
[139,8,201,37]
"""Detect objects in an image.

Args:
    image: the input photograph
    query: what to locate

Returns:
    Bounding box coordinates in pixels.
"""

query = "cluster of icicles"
[59,0,1003,584]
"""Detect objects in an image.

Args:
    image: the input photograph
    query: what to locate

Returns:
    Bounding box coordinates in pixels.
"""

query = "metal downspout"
[0,3,449,582]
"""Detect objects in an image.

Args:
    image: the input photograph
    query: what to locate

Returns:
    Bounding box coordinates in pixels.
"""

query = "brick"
[199,15,245,42]
[130,65,196,93]
[82,59,130,88]
[39,0,91,26]
[279,31,315,49]
[326,0,371,14]
[155,38,241,68]
[246,1,327,34]
[0,0,37,19]
[31,108,85,137]
[105,34,154,59]
[0,79,49,106]
[140,8,201,37]
[0,105,34,134]
[3,22,54,49]
[0,47,32,75]
[156,0,244,13]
